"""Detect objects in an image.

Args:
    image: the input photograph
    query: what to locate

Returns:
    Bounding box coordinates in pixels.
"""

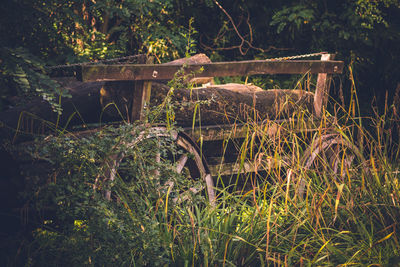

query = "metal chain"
[264,52,327,61]
[46,52,328,69]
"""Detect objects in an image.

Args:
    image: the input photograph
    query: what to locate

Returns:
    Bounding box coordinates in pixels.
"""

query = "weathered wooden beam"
[184,124,250,141]
[314,54,334,118]
[209,162,258,177]
[80,60,344,82]
[131,56,154,122]
[183,119,320,141]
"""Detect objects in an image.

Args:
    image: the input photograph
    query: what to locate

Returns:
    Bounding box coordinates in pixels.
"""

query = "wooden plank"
[80,60,344,82]
[184,124,250,141]
[209,162,257,177]
[131,56,154,121]
[314,54,334,117]
[208,157,286,177]
[183,118,320,141]
[131,80,144,121]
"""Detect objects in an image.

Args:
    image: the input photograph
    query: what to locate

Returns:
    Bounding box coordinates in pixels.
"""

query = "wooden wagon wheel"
[101,126,216,204]
[297,133,364,197]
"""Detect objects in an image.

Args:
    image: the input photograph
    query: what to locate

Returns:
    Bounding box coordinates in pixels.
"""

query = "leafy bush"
[22,122,210,266]
[0,47,70,113]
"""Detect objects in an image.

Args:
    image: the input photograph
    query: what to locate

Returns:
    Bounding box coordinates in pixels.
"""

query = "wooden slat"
[80,60,344,82]
[208,157,287,177]
[209,162,258,177]
[184,124,250,141]
[183,118,320,141]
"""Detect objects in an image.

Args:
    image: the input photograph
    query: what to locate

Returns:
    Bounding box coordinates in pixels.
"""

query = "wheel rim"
[298,134,363,197]
[100,127,216,204]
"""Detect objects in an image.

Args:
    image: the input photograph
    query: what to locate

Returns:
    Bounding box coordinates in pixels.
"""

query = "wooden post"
[131,56,154,122]
[314,53,335,118]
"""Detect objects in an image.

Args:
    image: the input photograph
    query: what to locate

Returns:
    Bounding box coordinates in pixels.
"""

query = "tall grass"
[11,73,400,266]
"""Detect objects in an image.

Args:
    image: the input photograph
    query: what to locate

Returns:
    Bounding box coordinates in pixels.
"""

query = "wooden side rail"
[79,59,343,82]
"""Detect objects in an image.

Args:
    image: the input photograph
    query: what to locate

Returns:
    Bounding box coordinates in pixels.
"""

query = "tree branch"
[211,0,290,55]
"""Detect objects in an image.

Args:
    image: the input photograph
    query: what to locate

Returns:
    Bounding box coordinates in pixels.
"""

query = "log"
[99,80,314,126]
[0,78,106,143]
[162,53,214,85]
[149,82,314,126]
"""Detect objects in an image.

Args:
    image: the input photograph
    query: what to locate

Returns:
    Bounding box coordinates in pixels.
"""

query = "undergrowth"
[9,68,400,266]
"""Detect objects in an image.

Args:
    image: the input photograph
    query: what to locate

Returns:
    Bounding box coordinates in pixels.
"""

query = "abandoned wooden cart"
[49,52,344,203]
[0,53,351,205]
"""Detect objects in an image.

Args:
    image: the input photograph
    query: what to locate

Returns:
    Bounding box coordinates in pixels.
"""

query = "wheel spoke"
[205,174,216,205]
[153,151,161,178]
[176,154,188,174]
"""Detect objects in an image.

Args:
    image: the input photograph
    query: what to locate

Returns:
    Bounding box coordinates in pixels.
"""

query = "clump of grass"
[202,70,400,266]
